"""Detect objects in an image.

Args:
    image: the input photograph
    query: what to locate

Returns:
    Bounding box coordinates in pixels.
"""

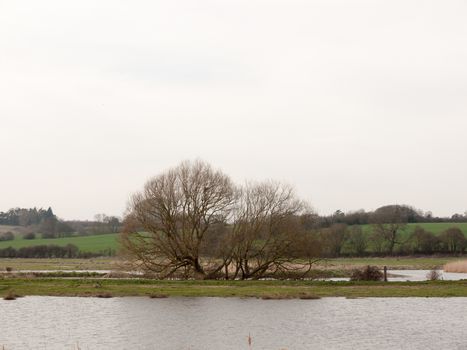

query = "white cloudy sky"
[1,0,466,219]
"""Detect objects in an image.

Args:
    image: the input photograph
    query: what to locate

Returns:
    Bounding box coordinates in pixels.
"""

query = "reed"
[298,294,321,300]
[444,260,467,273]
[260,294,293,300]
[3,291,18,300]
[95,292,113,298]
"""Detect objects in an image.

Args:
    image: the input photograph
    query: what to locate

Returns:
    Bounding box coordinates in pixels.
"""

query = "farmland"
[0,233,119,253]
[0,222,466,255]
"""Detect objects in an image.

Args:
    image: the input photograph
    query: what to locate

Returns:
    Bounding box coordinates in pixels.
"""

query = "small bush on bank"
[426,269,442,281]
[0,232,14,241]
[23,232,36,240]
[350,265,383,281]
[3,291,22,300]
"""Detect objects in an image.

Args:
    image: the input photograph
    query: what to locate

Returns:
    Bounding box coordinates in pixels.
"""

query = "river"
[1,297,466,349]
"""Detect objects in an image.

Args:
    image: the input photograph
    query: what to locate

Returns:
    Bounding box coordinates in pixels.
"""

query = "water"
[388,270,467,281]
[325,269,467,282]
[1,297,466,350]
[2,269,467,281]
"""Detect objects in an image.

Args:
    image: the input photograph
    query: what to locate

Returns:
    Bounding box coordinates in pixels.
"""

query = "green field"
[0,222,465,255]
[361,222,467,236]
[0,233,120,253]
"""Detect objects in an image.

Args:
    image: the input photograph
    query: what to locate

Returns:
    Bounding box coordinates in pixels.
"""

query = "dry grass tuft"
[3,291,22,300]
[149,293,168,299]
[444,260,467,273]
[95,292,113,298]
[260,294,292,300]
[298,294,321,300]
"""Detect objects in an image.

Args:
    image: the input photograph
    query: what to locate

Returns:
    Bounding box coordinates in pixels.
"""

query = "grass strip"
[1,278,466,299]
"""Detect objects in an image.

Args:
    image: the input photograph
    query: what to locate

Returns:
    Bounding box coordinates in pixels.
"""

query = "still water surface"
[1,297,466,350]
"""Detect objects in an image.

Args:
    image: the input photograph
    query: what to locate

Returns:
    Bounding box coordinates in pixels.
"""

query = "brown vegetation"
[443,260,467,273]
[3,291,22,300]
[350,265,384,281]
[426,269,442,281]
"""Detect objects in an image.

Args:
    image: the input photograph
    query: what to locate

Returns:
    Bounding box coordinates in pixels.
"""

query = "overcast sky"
[1,0,466,220]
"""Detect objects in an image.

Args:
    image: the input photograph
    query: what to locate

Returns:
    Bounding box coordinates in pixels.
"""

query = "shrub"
[406,227,440,254]
[23,232,36,240]
[41,232,56,239]
[0,231,14,241]
[426,269,442,281]
[439,228,466,253]
[3,291,20,300]
[350,265,383,281]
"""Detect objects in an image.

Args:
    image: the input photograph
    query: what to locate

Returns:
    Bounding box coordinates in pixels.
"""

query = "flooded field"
[1,297,466,350]
[388,270,467,281]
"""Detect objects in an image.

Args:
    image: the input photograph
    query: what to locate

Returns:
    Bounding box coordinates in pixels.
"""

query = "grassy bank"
[1,278,467,298]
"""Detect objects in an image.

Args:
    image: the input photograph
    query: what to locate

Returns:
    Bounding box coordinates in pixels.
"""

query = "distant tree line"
[0,207,56,226]
[66,214,121,236]
[300,205,467,257]
[314,206,467,228]
[316,223,466,257]
[0,207,74,238]
[303,205,466,257]
[0,207,122,239]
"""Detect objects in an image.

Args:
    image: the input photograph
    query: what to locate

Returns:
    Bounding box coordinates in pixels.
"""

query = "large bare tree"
[229,181,318,280]
[121,160,236,279]
[122,161,321,280]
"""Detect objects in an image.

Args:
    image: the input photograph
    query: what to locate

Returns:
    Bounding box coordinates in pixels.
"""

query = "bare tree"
[229,181,319,280]
[121,160,236,279]
[370,205,409,254]
[439,227,466,253]
[320,223,348,257]
[347,225,367,256]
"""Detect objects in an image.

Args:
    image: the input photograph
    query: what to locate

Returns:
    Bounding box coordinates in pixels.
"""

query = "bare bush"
[350,265,383,281]
[426,269,442,281]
